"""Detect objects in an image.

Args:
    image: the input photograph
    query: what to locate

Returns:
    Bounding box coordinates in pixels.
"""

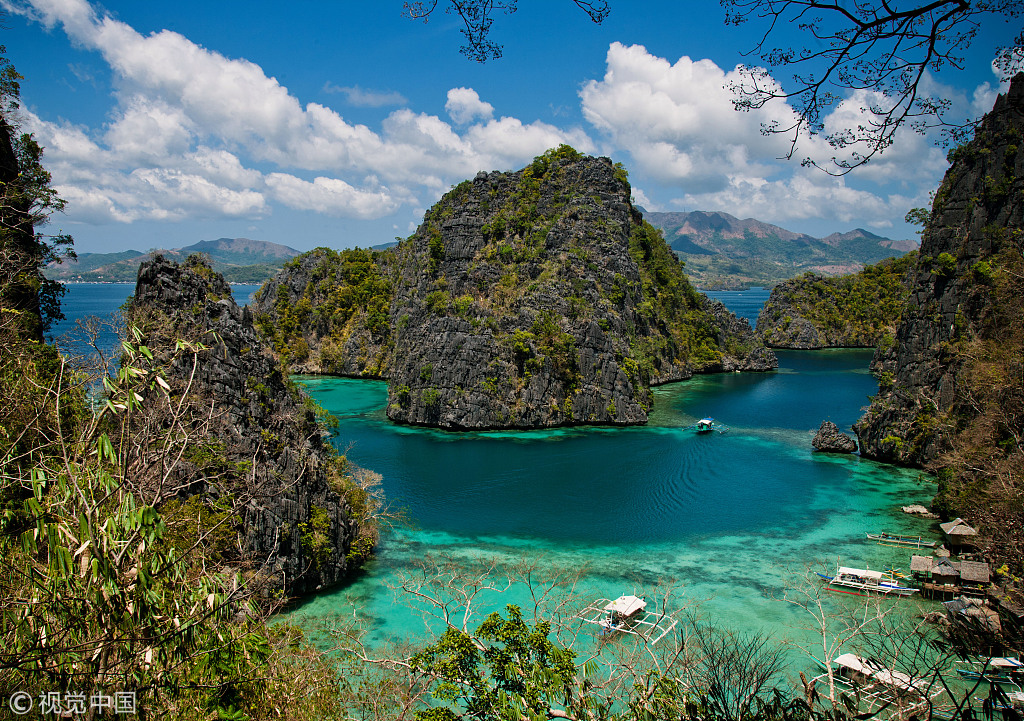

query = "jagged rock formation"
[812,421,858,453]
[254,147,776,429]
[128,255,364,597]
[856,74,1024,469]
[755,254,914,348]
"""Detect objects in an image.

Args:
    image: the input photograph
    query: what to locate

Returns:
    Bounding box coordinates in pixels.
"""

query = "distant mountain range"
[45,238,301,284]
[45,212,918,289]
[643,210,918,289]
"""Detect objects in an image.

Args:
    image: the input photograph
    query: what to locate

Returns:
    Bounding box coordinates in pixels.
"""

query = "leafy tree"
[410,605,578,721]
[0,332,270,717]
[0,46,74,340]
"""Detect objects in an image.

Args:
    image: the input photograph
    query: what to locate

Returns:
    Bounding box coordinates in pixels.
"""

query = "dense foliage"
[757,253,915,348]
[929,226,1024,574]
[255,247,393,369]
[1,64,74,340]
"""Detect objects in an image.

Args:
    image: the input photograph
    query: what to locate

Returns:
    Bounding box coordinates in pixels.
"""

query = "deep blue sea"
[52,283,939,667]
[47,283,260,357]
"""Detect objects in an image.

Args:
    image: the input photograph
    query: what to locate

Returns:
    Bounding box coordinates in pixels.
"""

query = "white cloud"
[323,83,408,108]
[581,42,954,232]
[445,87,494,125]
[265,174,403,218]
[580,43,801,191]
[671,170,917,230]
[102,97,194,163]
[630,187,659,211]
[8,0,594,229]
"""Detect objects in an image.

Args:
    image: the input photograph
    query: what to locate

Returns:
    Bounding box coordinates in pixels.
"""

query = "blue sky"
[2,0,1019,254]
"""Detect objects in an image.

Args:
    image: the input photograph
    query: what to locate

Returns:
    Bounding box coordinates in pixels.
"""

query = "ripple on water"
[288,349,941,666]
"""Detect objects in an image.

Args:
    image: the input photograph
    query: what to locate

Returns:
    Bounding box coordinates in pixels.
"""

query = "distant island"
[44,237,301,284]
[755,253,915,349]
[644,209,917,289]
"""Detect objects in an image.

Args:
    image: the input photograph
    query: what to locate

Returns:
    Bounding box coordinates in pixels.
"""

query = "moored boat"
[692,417,727,433]
[817,565,919,596]
[958,656,1024,685]
[812,653,944,717]
[866,532,937,548]
[579,594,677,645]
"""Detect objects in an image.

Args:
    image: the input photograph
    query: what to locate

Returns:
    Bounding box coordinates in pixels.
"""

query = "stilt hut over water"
[909,555,991,599]
[958,560,991,594]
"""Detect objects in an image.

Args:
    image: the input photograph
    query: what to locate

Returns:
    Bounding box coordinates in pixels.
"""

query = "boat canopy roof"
[990,657,1024,669]
[838,567,887,580]
[604,595,646,615]
[833,654,922,692]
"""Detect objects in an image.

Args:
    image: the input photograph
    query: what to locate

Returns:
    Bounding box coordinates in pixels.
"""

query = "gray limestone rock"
[254,152,778,430]
[130,255,362,599]
[856,73,1024,465]
[812,421,858,453]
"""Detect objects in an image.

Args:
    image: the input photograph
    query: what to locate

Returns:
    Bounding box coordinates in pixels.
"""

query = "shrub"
[935,252,957,277]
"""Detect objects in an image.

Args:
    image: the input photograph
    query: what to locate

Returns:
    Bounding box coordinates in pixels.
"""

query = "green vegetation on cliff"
[253,146,775,429]
[755,253,915,349]
[255,247,394,370]
[855,75,1024,578]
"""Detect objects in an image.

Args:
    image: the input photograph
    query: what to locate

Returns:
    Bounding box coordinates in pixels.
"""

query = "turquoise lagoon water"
[49,284,940,666]
[289,349,940,661]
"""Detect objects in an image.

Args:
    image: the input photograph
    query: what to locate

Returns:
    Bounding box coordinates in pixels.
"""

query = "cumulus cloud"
[265,174,404,218]
[671,170,916,230]
[446,87,494,125]
[580,43,802,191]
[7,0,593,227]
[581,42,952,231]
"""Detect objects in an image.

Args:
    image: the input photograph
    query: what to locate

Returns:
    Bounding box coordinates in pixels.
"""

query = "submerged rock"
[812,421,858,453]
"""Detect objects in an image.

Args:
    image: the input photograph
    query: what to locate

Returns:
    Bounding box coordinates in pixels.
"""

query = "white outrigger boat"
[958,656,1024,685]
[817,566,919,597]
[692,417,727,434]
[579,595,677,645]
[866,532,937,548]
[813,653,945,716]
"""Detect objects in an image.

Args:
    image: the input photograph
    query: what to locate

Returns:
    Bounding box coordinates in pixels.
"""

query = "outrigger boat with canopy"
[866,532,937,548]
[579,595,677,645]
[812,653,945,717]
[692,417,727,434]
[817,565,919,597]
[958,656,1024,685]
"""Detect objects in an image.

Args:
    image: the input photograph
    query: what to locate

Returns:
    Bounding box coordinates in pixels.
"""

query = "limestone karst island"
[2,4,1023,720]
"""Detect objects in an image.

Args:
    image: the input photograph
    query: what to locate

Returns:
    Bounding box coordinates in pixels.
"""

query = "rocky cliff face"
[755,254,913,349]
[129,255,364,597]
[856,74,1024,467]
[254,147,776,429]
